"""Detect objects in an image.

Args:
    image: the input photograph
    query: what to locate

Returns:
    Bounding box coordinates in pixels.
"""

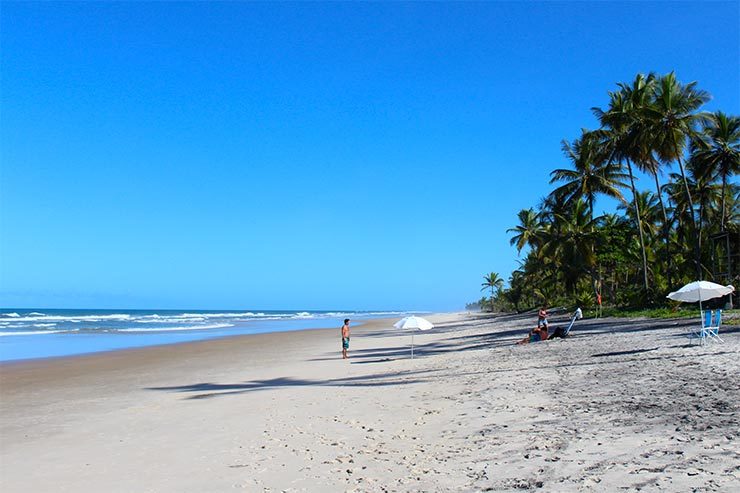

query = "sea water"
[0,309,405,362]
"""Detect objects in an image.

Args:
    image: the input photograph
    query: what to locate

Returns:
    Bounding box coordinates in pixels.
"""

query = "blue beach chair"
[704,309,724,343]
[690,309,724,345]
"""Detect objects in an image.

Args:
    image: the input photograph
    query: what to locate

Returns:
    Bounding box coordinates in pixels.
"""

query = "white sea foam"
[7,314,133,323]
[135,317,206,324]
[0,310,403,338]
[0,330,68,336]
[174,312,271,319]
[117,323,234,333]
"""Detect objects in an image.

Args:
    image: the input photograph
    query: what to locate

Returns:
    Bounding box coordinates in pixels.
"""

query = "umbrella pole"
[411,333,414,359]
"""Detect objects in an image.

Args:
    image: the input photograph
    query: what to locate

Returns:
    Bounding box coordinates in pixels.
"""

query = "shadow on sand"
[318,313,713,365]
[146,313,738,400]
[146,368,438,400]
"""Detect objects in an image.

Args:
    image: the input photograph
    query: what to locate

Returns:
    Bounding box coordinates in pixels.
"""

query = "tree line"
[479,72,739,313]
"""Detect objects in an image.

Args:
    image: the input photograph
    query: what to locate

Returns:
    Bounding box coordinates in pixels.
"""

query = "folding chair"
[688,310,712,345]
[704,309,724,343]
[561,307,583,338]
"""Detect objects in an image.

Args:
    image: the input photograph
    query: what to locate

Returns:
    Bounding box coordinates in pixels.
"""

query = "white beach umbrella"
[667,281,735,316]
[394,316,434,359]
[393,315,434,331]
[667,281,734,304]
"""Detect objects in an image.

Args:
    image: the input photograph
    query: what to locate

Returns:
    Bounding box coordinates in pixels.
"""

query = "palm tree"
[549,129,628,219]
[504,269,526,312]
[592,88,650,294]
[481,272,504,311]
[644,72,710,277]
[617,190,662,243]
[595,213,634,304]
[663,175,694,260]
[617,73,676,286]
[690,111,740,232]
[507,208,543,253]
[663,169,720,279]
[549,130,628,303]
[539,199,600,295]
[688,161,722,240]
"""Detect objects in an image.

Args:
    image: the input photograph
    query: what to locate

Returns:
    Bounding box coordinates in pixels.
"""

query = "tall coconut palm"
[616,73,677,286]
[644,72,710,277]
[592,89,650,294]
[690,111,740,232]
[481,272,504,311]
[549,129,628,219]
[617,74,666,209]
[549,129,628,301]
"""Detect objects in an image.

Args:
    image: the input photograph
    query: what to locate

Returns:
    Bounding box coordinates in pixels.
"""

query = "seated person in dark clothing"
[549,324,567,339]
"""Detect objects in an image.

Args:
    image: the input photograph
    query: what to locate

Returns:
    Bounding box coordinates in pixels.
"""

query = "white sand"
[1,312,738,492]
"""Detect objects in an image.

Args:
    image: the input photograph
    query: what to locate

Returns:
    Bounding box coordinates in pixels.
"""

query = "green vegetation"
[597,306,701,319]
[479,72,739,313]
[597,307,739,322]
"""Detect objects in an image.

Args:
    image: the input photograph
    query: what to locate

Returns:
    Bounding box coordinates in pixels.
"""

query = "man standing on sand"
[341,319,350,359]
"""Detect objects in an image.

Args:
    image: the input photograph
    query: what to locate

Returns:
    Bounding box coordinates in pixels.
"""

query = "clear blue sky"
[1,2,738,311]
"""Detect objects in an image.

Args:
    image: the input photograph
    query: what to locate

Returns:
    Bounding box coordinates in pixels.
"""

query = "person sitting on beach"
[537,305,549,329]
[549,308,582,339]
[549,324,566,339]
[517,325,548,345]
[341,318,350,359]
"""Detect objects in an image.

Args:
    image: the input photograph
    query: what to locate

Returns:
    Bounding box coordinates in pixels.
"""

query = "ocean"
[0,309,406,362]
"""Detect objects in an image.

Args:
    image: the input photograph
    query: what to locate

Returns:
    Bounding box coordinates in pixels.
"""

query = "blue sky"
[1,2,738,311]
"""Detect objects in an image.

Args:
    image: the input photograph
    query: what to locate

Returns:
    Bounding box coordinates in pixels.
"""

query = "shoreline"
[0,315,411,395]
[0,311,408,363]
[0,317,380,369]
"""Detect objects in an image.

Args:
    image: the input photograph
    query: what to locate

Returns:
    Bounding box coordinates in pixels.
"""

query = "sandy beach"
[1,312,738,492]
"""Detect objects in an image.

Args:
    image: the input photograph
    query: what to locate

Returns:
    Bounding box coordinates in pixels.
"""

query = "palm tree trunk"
[626,159,650,295]
[588,196,594,221]
[587,196,601,314]
[652,173,669,224]
[720,174,727,233]
[720,173,732,305]
[652,171,673,287]
[675,154,702,279]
